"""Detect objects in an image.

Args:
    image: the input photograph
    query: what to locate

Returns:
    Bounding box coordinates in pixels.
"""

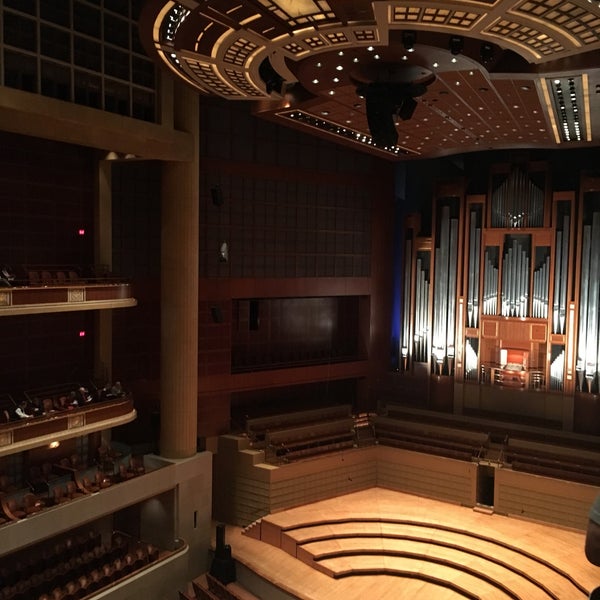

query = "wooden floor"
[224,488,600,600]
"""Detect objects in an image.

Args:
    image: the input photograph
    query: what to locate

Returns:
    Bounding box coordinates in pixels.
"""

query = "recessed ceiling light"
[433,62,439,68]
[367,46,374,51]
[328,90,335,95]
[316,62,322,68]
[333,77,339,83]
[312,79,319,84]
[451,57,457,63]
[353,57,359,63]
[336,65,343,71]
[321,111,329,115]
[374,54,380,60]
[338,51,344,56]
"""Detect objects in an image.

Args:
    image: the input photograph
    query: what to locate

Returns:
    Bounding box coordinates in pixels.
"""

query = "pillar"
[94,158,113,385]
[159,81,199,458]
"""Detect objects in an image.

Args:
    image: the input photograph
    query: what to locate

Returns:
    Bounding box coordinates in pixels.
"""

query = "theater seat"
[53,485,69,504]
[23,492,43,514]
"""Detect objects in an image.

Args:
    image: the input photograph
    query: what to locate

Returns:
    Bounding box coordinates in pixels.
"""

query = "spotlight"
[402,31,416,53]
[449,36,463,55]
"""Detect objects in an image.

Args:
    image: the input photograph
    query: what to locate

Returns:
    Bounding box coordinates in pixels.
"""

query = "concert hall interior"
[2,1,600,599]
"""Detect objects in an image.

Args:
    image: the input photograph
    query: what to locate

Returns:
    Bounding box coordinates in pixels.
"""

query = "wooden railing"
[0,394,135,455]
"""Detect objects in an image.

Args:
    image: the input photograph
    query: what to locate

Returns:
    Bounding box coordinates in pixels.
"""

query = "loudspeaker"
[364,87,397,147]
[397,96,417,121]
[211,186,224,206]
[210,523,236,584]
[249,299,259,330]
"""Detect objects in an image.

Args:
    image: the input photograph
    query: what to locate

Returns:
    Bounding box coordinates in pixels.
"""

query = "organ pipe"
[491,167,545,228]
[586,213,600,384]
[483,249,498,316]
[401,237,412,365]
[432,204,459,371]
[501,237,530,318]
[577,224,591,380]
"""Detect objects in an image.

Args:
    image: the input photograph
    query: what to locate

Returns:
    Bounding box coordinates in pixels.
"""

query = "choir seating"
[503,436,600,486]
[373,415,489,461]
[264,416,356,464]
[246,404,352,449]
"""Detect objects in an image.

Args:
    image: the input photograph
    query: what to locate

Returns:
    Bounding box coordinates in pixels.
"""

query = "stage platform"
[218,487,600,600]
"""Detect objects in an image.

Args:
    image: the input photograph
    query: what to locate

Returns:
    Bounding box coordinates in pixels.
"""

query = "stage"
[214,487,600,600]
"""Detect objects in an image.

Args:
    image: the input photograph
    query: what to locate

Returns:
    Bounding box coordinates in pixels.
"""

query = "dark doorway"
[477,464,495,507]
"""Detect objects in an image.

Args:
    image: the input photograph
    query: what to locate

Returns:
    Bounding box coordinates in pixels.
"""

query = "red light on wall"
[78,228,85,236]
[79,330,86,337]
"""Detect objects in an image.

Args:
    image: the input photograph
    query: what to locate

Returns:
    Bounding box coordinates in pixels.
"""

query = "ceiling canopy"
[140,0,600,160]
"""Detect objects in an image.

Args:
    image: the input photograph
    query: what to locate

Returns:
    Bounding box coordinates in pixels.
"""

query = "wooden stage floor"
[223,488,600,600]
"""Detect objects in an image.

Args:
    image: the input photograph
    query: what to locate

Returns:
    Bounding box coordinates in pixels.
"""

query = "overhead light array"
[549,76,585,142]
[283,111,413,156]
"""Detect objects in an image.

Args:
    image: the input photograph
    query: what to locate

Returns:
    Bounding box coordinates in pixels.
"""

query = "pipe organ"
[400,163,600,405]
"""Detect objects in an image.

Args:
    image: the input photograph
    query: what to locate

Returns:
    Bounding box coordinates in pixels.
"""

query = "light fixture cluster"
[161,4,190,45]
[552,77,583,142]
[160,4,190,71]
[285,111,411,156]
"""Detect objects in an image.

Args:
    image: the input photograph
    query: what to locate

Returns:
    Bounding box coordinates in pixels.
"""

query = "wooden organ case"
[399,163,600,430]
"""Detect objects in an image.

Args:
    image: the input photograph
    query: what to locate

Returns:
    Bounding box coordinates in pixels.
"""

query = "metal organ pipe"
[401,238,412,363]
[483,250,498,316]
[447,218,458,360]
[577,224,591,380]
[586,212,600,387]
[432,205,459,372]
[473,226,480,327]
[559,215,570,334]
[553,231,562,334]
[467,214,475,328]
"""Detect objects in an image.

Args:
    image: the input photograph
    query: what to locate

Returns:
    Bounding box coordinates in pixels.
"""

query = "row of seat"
[28,269,82,287]
[181,574,259,600]
[0,531,159,600]
[0,531,102,589]
[0,454,145,525]
[246,404,352,448]
[264,416,356,464]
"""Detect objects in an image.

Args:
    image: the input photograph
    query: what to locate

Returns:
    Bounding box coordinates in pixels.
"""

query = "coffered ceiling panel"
[140,0,600,160]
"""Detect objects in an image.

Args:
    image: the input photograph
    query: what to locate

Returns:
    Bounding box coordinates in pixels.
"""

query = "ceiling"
[140,0,600,161]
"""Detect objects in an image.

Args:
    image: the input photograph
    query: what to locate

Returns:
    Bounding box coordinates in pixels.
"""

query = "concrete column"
[160,81,199,458]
